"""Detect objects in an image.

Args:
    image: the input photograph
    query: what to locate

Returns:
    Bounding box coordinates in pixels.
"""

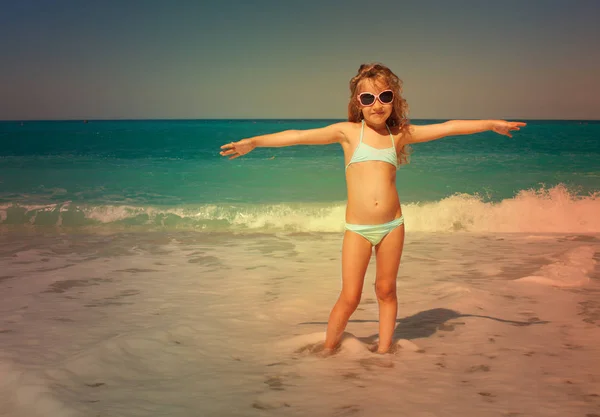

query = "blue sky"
[1,0,599,120]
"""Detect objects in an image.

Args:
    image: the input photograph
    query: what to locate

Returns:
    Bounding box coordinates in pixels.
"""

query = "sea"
[0,119,599,417]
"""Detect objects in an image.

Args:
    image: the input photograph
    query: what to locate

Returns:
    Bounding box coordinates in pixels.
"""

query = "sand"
[0,230,598,416]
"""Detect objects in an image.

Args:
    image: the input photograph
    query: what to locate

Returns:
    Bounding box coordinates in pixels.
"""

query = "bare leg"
[324,230,372,351]
[373,224,405,353]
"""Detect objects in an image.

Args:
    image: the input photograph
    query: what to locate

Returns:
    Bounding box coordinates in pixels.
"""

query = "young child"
[220,63,525,354]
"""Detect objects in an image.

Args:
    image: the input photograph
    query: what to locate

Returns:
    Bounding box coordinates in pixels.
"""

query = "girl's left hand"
[492,121,527,138]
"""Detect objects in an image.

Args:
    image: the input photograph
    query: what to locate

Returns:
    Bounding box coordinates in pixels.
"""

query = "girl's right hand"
[220,139,255,160]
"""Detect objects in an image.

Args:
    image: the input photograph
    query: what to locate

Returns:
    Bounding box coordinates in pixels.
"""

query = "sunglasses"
[357,90,394,106]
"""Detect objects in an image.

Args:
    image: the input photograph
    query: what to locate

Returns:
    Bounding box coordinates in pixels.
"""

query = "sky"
[1,0,599,120]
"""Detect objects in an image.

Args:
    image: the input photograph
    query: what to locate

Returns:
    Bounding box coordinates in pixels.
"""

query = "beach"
[0,229,599,416]
[1,119,599,416]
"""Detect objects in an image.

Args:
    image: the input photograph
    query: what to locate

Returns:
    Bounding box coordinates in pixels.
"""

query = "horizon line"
[2,117,599,123]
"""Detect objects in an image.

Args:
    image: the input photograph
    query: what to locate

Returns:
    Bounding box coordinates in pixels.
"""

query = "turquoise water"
[1,119,599,231]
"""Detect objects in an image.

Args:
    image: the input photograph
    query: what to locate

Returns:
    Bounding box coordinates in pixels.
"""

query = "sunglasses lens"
[380,91,394,104]
[359,93,375,106]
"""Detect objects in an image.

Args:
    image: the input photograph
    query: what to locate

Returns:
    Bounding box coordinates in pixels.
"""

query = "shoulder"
[327,121,360,145]
[388,123,413,146]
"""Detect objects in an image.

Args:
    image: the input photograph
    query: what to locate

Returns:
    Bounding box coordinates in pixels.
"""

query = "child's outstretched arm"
[220,123,347,160]
[406,120,526,144]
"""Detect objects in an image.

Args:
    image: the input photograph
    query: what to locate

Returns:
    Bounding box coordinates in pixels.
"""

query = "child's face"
[357,78,393,125]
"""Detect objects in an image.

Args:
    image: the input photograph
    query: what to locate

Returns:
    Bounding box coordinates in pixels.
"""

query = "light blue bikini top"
[345,120,398,171]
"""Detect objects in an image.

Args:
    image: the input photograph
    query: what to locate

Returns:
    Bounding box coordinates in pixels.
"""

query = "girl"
[220,63,525,354]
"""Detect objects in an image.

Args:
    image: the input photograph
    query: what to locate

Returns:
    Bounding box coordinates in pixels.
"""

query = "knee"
[339,291,361,312]
[375,280,397,302]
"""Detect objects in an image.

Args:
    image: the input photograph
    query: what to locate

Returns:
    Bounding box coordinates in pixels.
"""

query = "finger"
[220,149,237,156]
[229,153,241,160]
[220,142,235,150]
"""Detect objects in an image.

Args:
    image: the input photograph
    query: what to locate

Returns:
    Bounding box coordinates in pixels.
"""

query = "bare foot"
[307,342,337,358]
[373,342,394,354]
[316,347,336,358]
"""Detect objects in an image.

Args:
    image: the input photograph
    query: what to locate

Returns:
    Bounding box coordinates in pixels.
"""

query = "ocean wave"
[1,185,599,233]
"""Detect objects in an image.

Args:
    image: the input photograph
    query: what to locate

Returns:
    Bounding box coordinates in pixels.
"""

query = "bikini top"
[345,120,398,171]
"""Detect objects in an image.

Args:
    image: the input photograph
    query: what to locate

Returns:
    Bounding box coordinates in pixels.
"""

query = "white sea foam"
[515,245,597,287]
[1,185,598,233]
[0,359,78,417]
[82,204,154,223]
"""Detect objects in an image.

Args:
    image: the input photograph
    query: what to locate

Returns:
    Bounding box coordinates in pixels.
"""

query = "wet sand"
[0,231,598,416]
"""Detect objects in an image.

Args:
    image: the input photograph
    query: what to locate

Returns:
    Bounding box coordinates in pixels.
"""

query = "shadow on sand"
[301,307,549,346]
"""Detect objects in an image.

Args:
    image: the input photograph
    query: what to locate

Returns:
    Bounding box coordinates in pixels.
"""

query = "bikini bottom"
[344,216,404,246]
